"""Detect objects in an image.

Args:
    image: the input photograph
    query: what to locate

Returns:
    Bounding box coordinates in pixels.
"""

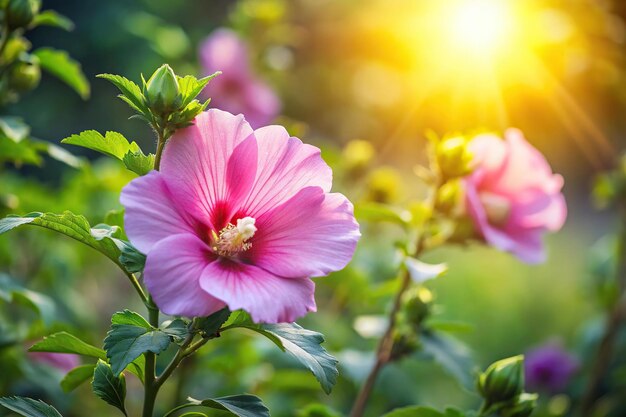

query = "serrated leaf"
[97,74,147,115]
[196,308,231,337]
[30,10,74,31]
[0,117,29,142]
[61,130,140,161]
[33,48,89,99]
[29,332,106,359]
[104,310,170,375]
[161,319,189,343]
[419,330,474,390]
[405,258,447,284]
[382,406,446,417]
[0,274,56,325]
[92,360,127,416]
[225,313,338,394]
[185,395,269,417]
[0,396,63,417]
[177,72,219,108]
[122,150,154,176]
[60,364,95,392]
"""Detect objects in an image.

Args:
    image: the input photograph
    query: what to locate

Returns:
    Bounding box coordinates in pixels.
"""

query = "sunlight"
[449,0,512,54]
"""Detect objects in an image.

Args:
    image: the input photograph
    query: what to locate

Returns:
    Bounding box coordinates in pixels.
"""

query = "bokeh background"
[2,0,626,416]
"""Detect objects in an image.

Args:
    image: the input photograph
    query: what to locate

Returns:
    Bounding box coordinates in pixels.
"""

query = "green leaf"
[297,403,343,417]
[382,406,446,417]
[42,142,84,169]
[122,150,154,176]
[0,136,42,165]
[196,308,231,337]
[0,116,29,142]
[0,274,56,325]
[0,396,63,417]
[428,320,474,334]
[60,364,95,392]
[104,310,170,375]
[97,73,148,116]
[354,202,411,225]
[161,319,189,343]
[184,395,269,417]
[92,360,127,416]
[225,313,338,394]
[29,332,106,359]
[33,48,89,99]
[61,130,140,161]
[419,330,475,390]
[30,10,74,31]
[177,72,220,108]
[114,240,146,273]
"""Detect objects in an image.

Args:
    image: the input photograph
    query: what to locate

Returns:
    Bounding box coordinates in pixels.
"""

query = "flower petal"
[249,186,360,278]
[120,171,194,253]
[144,233,225,317]
[199,28,250,78]
[199,260,316,323]
[241,126,332,216]
[160,109,258,229]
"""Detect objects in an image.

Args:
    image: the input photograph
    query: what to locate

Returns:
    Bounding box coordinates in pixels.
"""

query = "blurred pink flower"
[525,342,579,393]
[29,351,80,374]
[463,129,566,263]
[199,28,281,128]
[121,109,359,323]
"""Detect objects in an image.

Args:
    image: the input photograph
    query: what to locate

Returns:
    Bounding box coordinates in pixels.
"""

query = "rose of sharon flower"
[525,343,579,393]
[29,351,80,373]
[121,109,360,323]
[463,129,566,263]
[199,28,281,128]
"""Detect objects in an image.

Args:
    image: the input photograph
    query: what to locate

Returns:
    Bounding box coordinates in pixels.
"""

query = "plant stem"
[580,205,626,415]
[142,297,160,417]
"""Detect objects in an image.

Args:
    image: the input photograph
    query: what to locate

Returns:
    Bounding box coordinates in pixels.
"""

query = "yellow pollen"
[212,217,257,257]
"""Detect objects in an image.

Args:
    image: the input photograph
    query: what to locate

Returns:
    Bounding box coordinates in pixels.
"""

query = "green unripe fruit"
[146,64,181,114]
[5,0,40,29]
[478,355,525,406]
[9,57,40,92]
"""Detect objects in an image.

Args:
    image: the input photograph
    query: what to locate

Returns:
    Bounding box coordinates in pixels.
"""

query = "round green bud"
[5,0,40,30]
[146,64,181,114]
[402,287,433,327]
[436,136,474,180]
[435,180,462,215]
[478,355,525,406]
[9,56,40,92]
[501,393,538,417]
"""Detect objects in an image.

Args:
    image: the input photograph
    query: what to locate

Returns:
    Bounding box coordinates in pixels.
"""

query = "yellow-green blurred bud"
[5,0,40,29]
[435,180,462,215]
[402,287,433,327]
[436,136,473,180]
[1,37,30,65]
[365,166,402,204]
[146,64,181,114]
[9,56,40,92]
[478,355,525,406]
[501,393,538,417]
[343,139,375,173]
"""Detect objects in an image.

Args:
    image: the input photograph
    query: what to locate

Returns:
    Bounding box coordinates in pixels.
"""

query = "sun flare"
[449,0,512,54]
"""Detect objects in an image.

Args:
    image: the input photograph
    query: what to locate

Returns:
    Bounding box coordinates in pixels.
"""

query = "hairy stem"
[580,206,626,415]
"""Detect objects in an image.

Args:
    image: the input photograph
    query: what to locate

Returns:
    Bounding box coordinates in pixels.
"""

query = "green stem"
[142,297,160,417]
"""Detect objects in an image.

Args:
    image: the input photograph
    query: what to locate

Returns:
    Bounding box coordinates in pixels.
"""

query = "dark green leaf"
[161,319,189,343]
[0,396,62,417]
[30,10,74,31]
[122,150,154,176]
[29,332,106,359]
[0,274,56,325]
[92,360,127,416]
[196,308,231,337]
[114,240,146,273]
[185,395,269,417]
[225,313,338,394]
[382,406,446,417]
[104,310,170,375]
[419,330,475,390]
[61,130,140,161]
[60,364,95,392]
[0,116,29,142]
[33,48,89,99]
[97,74,147,115]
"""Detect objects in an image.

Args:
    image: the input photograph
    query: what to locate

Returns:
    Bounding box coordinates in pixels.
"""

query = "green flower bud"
[9,55,40,92]
[501,393,538,417]
[402,286,433,327]
[436,136,474,180]
[478,355,525,406]
[5,0,40,30]
[435,180,462,215]
[146,64,181,114]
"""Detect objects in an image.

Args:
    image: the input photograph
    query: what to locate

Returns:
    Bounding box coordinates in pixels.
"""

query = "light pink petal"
[199,28,250,78]
[120,171,194,253]
[248,187,360,278]
[160,109,258,230]
[241,79,282,127]
[199,260,316,323]
[241,126,332,216]
[509,188,567,231]
[144,233,226,317]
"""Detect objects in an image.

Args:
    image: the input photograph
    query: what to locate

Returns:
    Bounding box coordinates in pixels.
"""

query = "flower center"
[212,217,257,257]
[479,192,511,227]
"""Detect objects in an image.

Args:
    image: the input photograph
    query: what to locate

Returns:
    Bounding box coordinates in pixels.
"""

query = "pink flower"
[121,109,359,323]
[463,129,566,263]
[199,28,281,128]
[29,351,80,373]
